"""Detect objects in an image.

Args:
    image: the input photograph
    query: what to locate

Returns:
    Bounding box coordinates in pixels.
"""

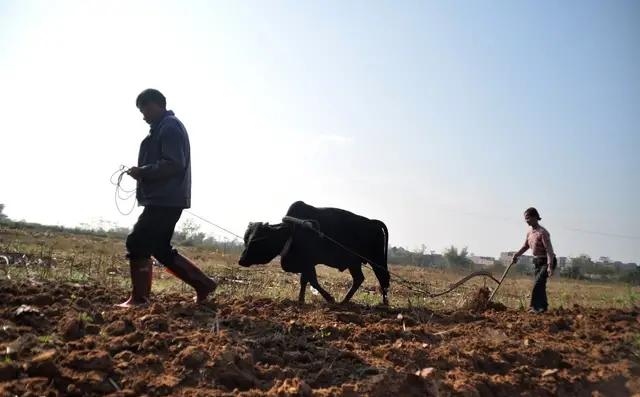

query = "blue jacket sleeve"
[138,123,187,181]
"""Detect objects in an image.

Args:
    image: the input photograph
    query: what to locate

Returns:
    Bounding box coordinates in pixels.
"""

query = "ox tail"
[371,220,390,291]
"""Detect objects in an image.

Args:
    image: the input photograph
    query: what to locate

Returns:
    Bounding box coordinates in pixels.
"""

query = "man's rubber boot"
[117,258,153,308]
[165,253,217,303]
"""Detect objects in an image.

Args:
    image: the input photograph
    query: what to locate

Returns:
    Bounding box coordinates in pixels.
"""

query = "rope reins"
[184,210,244,241]
[112,166,501,298]
[111,165,137,216]
[110,166,243,241]
[281,216,500,298]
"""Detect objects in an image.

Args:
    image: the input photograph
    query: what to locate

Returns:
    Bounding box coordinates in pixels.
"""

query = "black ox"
[239,201,390,305]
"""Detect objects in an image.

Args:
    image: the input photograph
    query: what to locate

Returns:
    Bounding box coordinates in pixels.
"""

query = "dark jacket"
[136,110,191,208]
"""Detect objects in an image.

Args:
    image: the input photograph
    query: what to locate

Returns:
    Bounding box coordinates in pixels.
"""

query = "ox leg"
[303,267,335,304]
[341,265,365,304]
[298,273,308,303]
[371,263,390,306]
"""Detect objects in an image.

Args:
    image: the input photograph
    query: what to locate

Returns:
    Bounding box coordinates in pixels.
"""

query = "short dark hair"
[524,207,541,220]
[136,88,166,109]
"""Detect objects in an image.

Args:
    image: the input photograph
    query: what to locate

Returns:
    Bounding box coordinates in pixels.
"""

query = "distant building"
[612,261,638,272]
[471,256,495,267]
[557,257,568,268]
[424,254,446,267]
[499,252,514,264]
[499,252,533,266]
[500,251,568,268]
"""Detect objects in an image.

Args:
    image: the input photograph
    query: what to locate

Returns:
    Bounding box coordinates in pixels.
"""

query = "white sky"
[1,1,639,262]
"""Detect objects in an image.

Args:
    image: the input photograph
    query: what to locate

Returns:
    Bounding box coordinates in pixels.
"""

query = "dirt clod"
[65,350,113,372]
[59,315,85,341]
[461,287,507,312]
[138,314,169,332]
[103,320,133,336]
[25,349,59,378]
[0,361,19,381]
[175,346,209,369]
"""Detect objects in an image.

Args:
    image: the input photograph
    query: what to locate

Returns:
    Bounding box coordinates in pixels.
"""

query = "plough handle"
[488,260,516,302]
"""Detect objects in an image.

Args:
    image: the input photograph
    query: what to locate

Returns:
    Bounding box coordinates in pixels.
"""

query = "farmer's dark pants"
[126,206,182,266]
[530,264,549,311]
[530,257,557,311]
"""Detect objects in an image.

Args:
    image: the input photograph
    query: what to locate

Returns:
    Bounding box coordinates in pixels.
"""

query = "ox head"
[238,222,289,267]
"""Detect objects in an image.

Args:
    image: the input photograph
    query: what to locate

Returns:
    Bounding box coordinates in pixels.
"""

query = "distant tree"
[0,204,8,222]
[591,265,616,277]
[95,218,118,232]
[620,266,640,285]
[443,246,472,269]
[560,264,583,279]
[489,260,506,274]
[111,226,131,235]
[570,254,594,273]
[419,244,427,255]
[106,226,131,238]
[419,244,428,266]
[180,218,201,238]
[558,254,594,279]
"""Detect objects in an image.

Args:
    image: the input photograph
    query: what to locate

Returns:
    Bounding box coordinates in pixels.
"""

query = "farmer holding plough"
[117,89,217,308]
[511,207,557,313]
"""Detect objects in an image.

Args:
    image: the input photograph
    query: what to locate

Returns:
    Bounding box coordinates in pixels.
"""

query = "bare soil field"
[1,226,639,396]
[1,279,639,396]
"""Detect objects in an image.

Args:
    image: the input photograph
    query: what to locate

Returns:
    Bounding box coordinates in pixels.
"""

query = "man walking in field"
[117,89,217,308]
[511,207,557,313]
